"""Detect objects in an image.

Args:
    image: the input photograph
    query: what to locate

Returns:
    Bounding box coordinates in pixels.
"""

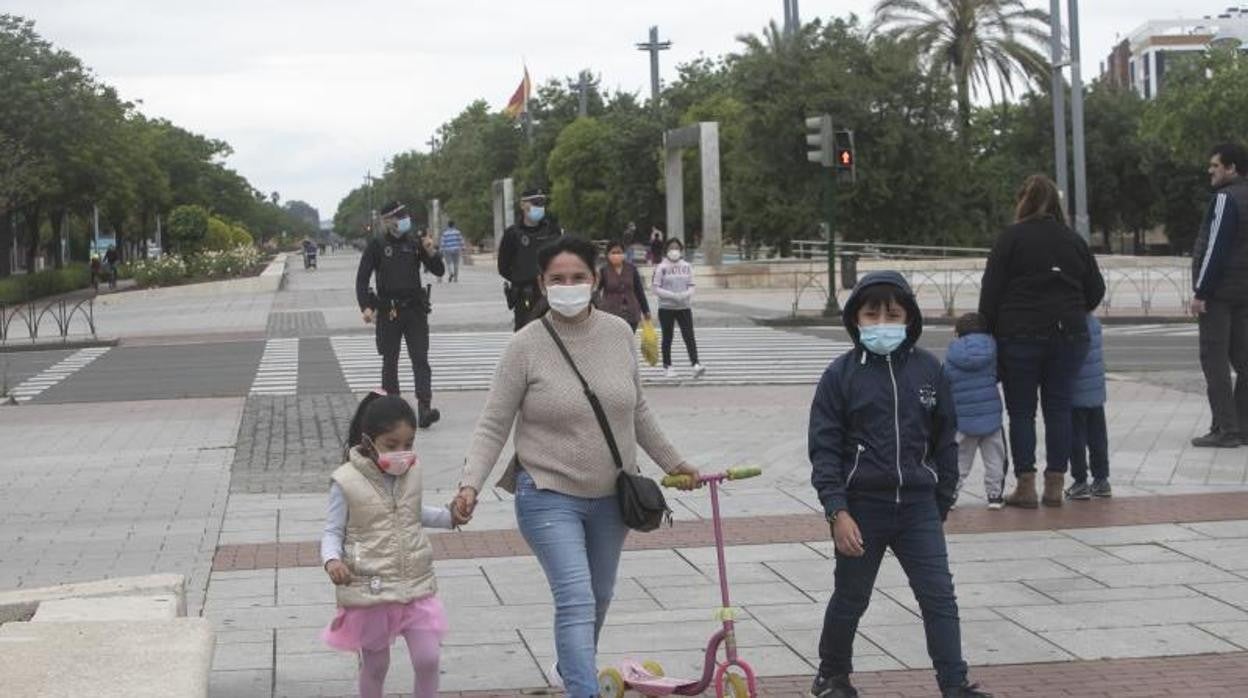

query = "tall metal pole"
[783,0,793,34]
[364,172,374,235]
[790,0,800,31]
[1049,0,1069,217]
[1068,0,1090,241]
[821,169,840,318]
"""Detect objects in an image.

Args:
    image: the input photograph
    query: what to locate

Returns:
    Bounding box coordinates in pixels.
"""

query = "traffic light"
[805,114,834,168]
[834,130,856,182]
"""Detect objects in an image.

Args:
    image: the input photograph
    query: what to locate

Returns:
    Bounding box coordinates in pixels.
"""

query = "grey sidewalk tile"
[522,617,781,656]
[439,643,545,691]
[649,580,812,609]
[605,606,753,627]
[441,627,525,647]
[1044,584,1200,605]
[277,567,328,586]
[947,537,1102,563]
[698,561,786,585]
[203,595,280,614]
[889,582,1053,611]
[218,528,281,545]
[435,574,500,608]
[1100,543,1195,564]
[273,679,356,698]
[1079,561,1241,587]
[276,627,331,656]
[749,597,917,630]
[211,569,278,583]
[1182,521,1248,538]
[1041,625,1242,660]
[1065,523,1211,546]
[535,644,813,681]
[210,669,272,698]
[948,559,1080,584]
[865,619,1072,669]
[277,582,336,607]
[217,629,275,645]
[208,577,278,600]
[999,595,1247,632]
[1166,539,1248,570]
[275,650,358,684]
[765,559,833,593]
[445,603,554,630]
[214,641,275,671]
[1195,621,1248,650]
[1191,581,1248,610]
[675,543,824,567]
[1023,576,1104,594]
[209,603,338,631]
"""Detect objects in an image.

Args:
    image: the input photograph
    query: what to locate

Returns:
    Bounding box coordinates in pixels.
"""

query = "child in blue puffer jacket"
[1067,313,1111,499]
[944,313,1007,510]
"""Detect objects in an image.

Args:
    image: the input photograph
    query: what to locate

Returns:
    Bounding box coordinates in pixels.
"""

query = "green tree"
[871,0,1050,141]
[167,204,209,252]
[547,118,613,237]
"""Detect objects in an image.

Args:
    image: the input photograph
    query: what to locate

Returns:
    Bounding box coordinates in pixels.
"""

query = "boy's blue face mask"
[859,323,907,356]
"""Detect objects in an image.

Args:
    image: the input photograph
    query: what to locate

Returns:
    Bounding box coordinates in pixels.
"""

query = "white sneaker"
[664,367,678,379]
[548,662,564,689]
[692,363,706,379]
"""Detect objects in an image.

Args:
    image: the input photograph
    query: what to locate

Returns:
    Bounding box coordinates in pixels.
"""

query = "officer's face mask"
[546,283,593,318]
[395,217,412,235]
[526,206,545,224]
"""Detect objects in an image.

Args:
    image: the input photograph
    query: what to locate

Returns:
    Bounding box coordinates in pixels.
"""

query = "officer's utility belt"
[379,296,421,309]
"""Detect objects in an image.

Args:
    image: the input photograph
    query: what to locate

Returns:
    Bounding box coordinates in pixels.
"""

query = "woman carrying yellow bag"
[597,240,652,333]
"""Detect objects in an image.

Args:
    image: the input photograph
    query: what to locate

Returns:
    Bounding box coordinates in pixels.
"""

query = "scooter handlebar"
[661,466,763,489]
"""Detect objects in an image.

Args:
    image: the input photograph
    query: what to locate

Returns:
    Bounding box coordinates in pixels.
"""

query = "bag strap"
[540,317,626,472]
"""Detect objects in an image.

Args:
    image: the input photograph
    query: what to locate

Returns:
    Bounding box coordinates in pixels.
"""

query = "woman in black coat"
[978,175,1106,509]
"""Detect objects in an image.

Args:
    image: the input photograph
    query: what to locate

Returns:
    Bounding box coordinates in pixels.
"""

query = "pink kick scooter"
[597,466,763,698]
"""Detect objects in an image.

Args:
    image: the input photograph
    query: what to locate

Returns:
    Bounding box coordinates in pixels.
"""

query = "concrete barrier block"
[32,594,180,623]
[0,574,185,624]
[0,618,215,697]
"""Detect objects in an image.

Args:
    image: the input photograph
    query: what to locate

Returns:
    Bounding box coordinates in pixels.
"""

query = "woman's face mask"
[666,248,683,262]
[545,283,593,318]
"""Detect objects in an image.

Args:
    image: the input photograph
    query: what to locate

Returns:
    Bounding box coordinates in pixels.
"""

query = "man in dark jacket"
[808,272,987,698]
[355,200,445,427]
[498,188,562,331]
[1191,143,1248,447]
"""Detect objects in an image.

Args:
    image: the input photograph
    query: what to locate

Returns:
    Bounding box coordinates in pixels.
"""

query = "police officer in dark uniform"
[355,201,445,427]
[498,188,563,331]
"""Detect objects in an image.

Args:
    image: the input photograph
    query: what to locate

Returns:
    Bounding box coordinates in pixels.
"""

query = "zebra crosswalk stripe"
[1101,324,1198,337]
[331,327,853,394]
[250,338,300,395]
[9,347,111,403]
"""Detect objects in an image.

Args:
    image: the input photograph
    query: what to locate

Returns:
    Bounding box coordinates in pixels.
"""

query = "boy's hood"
[842,271,923,349]
[946,333,996,371]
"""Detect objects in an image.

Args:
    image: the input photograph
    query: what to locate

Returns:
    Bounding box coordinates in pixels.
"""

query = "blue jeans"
[818,498,967,689]
[1070,406,1109,483]
[515,470,628,698]
[999,335,1090,475]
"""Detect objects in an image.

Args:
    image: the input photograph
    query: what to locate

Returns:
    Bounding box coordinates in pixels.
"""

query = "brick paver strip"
[213,490,1248,571]
[437,651,1248,697]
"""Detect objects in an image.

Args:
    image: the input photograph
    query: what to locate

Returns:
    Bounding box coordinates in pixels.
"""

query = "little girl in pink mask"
[321,392,469,697]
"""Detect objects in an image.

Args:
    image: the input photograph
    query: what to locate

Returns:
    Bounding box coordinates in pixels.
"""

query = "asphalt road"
[0,323,1200,405]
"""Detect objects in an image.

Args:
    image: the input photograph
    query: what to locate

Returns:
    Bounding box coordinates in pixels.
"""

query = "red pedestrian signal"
[833,130,856,183]
[838,149,853,167]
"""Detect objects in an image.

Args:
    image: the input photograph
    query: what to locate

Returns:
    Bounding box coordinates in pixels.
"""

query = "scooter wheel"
[642,660,665,677]
[598,667,626,697]
[722,672,750,698]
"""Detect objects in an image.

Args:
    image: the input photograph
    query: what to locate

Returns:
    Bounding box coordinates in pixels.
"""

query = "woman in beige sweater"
[454,236,699,697]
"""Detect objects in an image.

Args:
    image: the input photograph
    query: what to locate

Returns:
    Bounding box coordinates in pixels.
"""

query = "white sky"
[5,1,1218,219]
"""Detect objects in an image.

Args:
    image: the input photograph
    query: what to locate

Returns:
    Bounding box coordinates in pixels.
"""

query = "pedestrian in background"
[597,240,651,332]
[1067,313,1112,499]
[978,174,1105,509]
[651,238,705,380]
[498,188,563,331]
[321,393,466,698]
[648,227,664,265]
[440,221,465,283]
[1189,143,1248,448]
[943,312,1007,510]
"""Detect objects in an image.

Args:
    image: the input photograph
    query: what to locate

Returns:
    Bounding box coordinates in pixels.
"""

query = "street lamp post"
[1049,0,1069,216]
[1068,0,1090,242]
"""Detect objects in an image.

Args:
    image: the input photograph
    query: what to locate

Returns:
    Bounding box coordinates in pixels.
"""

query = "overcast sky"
[5,1,1222,220]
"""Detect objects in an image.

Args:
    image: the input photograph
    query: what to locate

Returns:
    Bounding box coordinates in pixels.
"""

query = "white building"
[1104,7,1248,98]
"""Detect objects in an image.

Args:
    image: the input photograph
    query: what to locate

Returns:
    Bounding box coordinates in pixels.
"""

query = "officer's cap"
[520,188,548,202]
[379,201,406,218]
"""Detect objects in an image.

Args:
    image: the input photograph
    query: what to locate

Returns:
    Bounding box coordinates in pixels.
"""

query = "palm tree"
[871,0,1050,141]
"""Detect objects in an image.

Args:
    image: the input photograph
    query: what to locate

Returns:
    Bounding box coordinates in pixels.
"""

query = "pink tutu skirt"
[322,594,448,653]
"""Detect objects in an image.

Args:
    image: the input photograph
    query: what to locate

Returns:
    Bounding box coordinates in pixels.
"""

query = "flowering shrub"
[122,246,264,288]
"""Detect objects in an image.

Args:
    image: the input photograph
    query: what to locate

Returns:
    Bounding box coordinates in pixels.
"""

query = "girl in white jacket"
[651,238,705,379]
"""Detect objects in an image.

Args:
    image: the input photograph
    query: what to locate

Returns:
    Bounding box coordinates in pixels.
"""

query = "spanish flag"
[504,67,531,119]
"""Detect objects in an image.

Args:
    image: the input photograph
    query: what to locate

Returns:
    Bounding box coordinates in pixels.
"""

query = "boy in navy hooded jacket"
[808,272,989,698]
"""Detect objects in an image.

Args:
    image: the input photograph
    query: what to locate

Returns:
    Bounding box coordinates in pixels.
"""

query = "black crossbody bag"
[540,318,672,532]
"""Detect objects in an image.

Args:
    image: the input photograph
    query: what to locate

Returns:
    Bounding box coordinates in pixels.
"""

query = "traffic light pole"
[822,169,840,317]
